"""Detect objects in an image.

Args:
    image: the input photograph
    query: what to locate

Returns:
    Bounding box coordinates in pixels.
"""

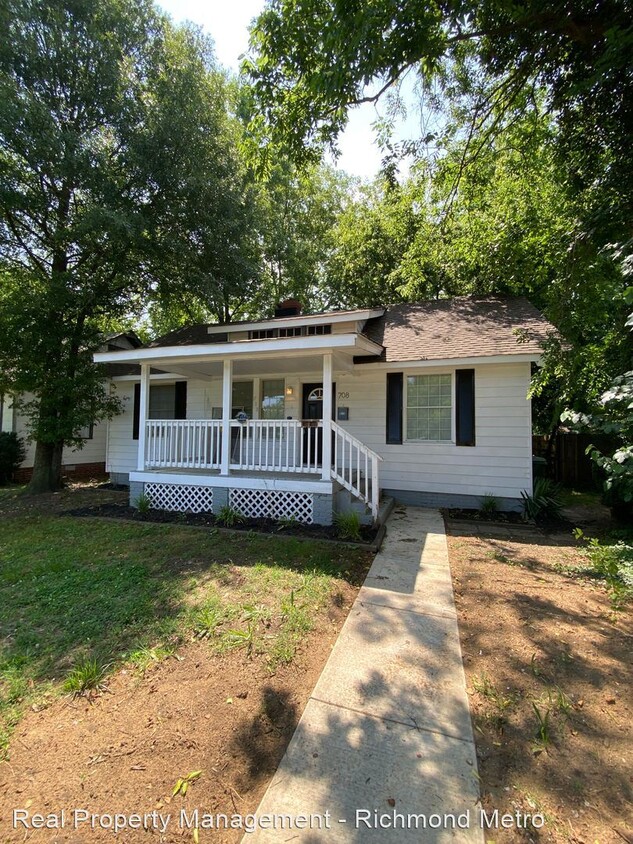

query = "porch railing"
[145,419,222,469]
[144,417,382,521]
[331,420,382,522]
[229,419,322,473]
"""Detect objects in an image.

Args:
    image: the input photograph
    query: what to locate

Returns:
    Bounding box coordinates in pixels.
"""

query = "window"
[78,423,94,439]
[406,374,452,441]
[149,384,177,419]
[261,379,285,419]
[250,328,276,339]
[133,381,187,439]
[249,324,332,340]
[232,381,253,418]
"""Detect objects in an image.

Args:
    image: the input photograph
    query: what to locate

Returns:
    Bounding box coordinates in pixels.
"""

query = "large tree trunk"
[27,440,64,494]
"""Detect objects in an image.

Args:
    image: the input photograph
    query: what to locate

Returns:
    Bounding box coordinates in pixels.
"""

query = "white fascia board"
[94,332,383,365]
[360,353,540,369]
[205,308,384,335]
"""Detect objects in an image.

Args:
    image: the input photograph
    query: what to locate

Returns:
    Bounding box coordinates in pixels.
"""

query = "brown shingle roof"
[359,295,554,363]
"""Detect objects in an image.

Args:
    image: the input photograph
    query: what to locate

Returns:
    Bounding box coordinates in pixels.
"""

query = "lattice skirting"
[144,482,214,513]
[229,489,314,524]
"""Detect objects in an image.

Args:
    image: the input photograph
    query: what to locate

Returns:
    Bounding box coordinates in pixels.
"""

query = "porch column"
[220,358,233,475]
[321,353,333,480]
[137,363,150,470]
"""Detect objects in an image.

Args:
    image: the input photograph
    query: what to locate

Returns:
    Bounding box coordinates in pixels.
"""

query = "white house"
[1,331,141,483]
[93,296,553,524]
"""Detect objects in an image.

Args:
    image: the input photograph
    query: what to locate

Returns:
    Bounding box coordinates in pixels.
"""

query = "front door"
[302,383,335,465]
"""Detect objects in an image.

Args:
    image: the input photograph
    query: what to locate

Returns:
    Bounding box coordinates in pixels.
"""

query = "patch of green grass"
[333,510,362,541]
[532,702,552,750]
[472,673,520,712]
[0,512,369,758]
[63,657,108,696]
[559,487,602,508]
[574,531,633,610]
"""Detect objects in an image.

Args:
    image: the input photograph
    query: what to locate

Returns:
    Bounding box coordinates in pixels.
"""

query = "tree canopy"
[0,0,254,490]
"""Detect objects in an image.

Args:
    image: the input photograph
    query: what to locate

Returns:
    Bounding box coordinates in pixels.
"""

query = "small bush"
[521,477,564,522]
[63,657,108,696]
[334,510,362,541]
[480,493,500,515]
[216,505,244,528]
[136,491,151,515]
[0,432,25,485]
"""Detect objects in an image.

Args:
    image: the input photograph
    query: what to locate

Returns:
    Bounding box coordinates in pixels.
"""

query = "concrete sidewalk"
[244,507,483,842]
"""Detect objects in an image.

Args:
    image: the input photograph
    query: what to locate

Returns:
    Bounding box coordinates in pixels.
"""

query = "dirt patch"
[447,522,633,843]
[0,596,354,843]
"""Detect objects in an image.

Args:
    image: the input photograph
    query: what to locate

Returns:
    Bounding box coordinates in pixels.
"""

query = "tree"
[323,110,631,436]
[324,179,418,308]
[0,0,241,491]
[146,79,262,330]
[245,0,632,265]
[562,287,633,520]
[252,160,351,314]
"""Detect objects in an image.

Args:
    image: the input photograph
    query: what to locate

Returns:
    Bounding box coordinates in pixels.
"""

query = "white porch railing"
[144,418,382,522]
[145,419,222,469]
[229,419,322,473]
[331,420,382,522]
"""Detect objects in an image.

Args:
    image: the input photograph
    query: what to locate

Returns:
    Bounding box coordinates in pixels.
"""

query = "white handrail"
[145,419,222,469]
[144,417,381,522]
[229,419,322,474]
[330,420,382,523]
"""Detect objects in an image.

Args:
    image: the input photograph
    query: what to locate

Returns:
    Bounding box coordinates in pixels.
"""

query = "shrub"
[576,530,633,608]
[0,432,25,485]
[136,491,151,515]
[334,510,362,541]
[521,477,564,522]
[216,505,244,527]
[63,657,108,696]
[480,493,500,515]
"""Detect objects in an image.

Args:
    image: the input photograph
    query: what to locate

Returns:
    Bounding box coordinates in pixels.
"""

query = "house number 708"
[337,391,349,399]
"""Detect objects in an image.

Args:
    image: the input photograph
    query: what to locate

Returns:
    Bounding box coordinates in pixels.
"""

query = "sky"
[156,0,422,180]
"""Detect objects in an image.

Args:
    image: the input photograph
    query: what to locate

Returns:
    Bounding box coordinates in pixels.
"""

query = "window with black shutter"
[132,381,187,439]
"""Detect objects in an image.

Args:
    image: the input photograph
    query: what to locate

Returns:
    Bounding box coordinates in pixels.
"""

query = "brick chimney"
[274,299,302,317]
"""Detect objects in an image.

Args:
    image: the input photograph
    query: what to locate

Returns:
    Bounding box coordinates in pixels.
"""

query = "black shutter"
[175,381,187,419]
[386,373,403,444]
[132,383,140,440]
[456,369,476,447]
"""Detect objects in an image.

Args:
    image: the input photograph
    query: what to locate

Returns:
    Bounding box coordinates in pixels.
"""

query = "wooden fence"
[532,432,617,488]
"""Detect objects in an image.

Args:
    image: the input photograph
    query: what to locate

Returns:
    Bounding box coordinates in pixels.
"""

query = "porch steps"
[335,488,394,526]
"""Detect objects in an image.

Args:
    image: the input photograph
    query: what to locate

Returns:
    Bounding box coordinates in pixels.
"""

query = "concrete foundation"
[383,487,523,513]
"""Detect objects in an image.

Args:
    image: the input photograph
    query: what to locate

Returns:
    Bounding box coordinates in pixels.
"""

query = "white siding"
[337,362,532,500]
[11,394,108,469]
[106,361,533,500]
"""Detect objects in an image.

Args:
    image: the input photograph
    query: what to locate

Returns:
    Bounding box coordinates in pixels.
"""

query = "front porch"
[130,414,378,524]
[96,331,383,524]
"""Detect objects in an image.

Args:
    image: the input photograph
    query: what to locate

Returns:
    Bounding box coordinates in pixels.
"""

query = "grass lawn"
[0,486,370,760]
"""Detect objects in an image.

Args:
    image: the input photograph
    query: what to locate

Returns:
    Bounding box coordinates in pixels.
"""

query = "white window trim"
[404,371,455,444]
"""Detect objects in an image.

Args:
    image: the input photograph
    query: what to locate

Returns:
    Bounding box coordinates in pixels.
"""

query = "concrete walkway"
[244,507,483,842]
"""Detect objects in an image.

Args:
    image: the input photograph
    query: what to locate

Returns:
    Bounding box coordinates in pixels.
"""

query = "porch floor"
[141,467,327,483]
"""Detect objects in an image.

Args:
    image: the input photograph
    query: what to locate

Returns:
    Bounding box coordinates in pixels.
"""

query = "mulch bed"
[66,501,379,544]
